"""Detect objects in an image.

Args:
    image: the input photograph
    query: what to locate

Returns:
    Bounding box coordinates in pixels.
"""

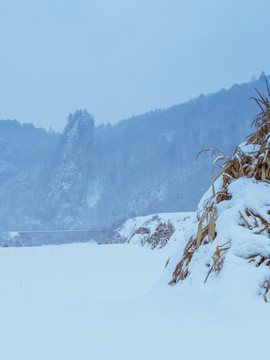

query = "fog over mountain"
[0,74,268,232]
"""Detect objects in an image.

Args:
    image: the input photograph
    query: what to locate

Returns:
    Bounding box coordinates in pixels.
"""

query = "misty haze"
[1,1,270,360]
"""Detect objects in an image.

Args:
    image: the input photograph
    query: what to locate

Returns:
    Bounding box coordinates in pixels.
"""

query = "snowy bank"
[114,212,195,249]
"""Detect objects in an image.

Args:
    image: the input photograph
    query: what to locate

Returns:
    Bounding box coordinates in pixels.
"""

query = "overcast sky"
[0,0,269,132]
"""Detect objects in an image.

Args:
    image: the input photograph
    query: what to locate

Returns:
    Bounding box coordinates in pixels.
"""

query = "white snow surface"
[0,235,269,360]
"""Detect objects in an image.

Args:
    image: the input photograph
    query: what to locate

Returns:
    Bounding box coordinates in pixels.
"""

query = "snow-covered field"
[0,241,269,360]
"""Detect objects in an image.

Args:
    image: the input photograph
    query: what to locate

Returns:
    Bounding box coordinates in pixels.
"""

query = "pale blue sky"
[0,0,269,131]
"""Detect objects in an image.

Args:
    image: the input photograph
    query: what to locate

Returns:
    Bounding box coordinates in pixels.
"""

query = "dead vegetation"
[134,227,151,235]
[146,222,175,249]
[102,237,126,244]
[128,221,175,249]
[169,78,270,301]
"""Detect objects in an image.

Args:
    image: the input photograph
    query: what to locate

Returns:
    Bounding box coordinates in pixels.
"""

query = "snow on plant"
[169,78,270,302]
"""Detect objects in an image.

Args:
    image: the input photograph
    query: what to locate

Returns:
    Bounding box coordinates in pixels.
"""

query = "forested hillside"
[87,74,268,228]
[0,120,59,230]
[0,74,268,232]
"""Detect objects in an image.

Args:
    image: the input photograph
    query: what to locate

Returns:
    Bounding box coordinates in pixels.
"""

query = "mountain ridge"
[0,74,269,234]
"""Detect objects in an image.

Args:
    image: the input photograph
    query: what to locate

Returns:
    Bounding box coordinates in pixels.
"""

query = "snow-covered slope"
[115,212,195,249]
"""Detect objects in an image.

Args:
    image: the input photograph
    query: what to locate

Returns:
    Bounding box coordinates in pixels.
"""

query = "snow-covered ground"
[0,241,269,360]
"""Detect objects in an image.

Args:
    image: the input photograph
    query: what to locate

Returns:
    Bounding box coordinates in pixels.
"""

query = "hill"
[0,74,269,234]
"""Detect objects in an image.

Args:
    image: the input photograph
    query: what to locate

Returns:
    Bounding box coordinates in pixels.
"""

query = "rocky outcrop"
[45,110,94,228]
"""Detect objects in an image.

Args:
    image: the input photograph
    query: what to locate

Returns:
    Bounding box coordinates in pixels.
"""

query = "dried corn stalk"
[204,241,231,283]
[169,201,218,284]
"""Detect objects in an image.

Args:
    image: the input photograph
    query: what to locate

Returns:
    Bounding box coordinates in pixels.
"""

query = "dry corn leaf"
[264,281,270,302]
[239,210,252,230]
